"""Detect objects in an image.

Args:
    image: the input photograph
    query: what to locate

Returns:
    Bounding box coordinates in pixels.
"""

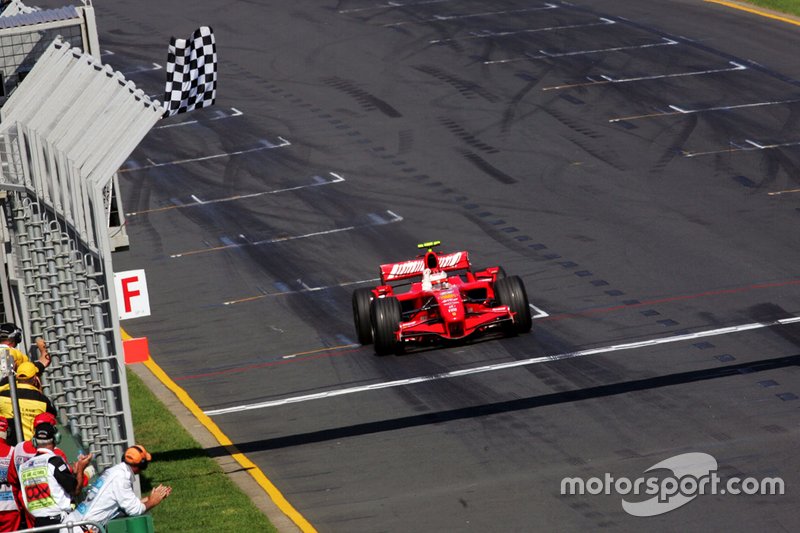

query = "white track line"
[154,107,243,130]
[170,210,403,258]
[610,97,800,123]
[485,37,677,65]
[126,172,344,216]
[768,187,800,196]
[204,316,800,415]
[543,61,746,91]
[683,139,800,157]
[120,62,162,75]
[339,0,454,14]
[119,138,290,172]
[530,303,549,318]
[386,4,557,27]
[431,16,612,44]
[223,278,381,306]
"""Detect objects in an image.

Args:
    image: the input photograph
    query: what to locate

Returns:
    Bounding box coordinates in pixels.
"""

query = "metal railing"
[0,37,163,470]
[15,519,107,533]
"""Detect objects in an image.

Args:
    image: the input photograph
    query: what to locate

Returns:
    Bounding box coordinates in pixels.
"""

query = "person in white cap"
[66,445,171,531]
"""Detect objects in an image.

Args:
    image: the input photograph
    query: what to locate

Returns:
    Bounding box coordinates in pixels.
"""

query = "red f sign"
[113,269,151,320]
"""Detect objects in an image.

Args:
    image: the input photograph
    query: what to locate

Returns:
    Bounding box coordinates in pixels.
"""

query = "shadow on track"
[159,351,800,461]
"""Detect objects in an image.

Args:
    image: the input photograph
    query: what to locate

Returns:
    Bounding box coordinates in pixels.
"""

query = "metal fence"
[0,36,162,469]
[0,1,100,102]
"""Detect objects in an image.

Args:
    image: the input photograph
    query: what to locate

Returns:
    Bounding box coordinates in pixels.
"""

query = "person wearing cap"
[0,322,51,376]
[18,423,91,528]
[0,416,22,532]
[0,360,58,444]
[7,412,80,529]
[66,445,171,531]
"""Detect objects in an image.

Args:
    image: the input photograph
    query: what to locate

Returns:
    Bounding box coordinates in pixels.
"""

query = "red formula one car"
[352,242,532,355]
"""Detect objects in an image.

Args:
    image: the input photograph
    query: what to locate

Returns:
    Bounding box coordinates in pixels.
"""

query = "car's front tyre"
[352,288,374,345]
[495,276,532,335]
[370,297,402,355]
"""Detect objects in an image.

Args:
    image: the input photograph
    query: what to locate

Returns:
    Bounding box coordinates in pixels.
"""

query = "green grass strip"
[742,0,800,17]
[128,371,277,532]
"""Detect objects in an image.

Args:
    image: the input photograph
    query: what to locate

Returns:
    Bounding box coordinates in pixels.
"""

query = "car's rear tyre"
[352,288,374,345]
[495,276,532,334]
[370,297,402,355]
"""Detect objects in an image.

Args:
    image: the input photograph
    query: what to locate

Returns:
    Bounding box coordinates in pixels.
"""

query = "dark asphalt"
[53,0,800,530]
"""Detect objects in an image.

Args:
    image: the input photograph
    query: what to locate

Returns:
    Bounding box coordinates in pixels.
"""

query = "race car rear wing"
[380,251,471,283]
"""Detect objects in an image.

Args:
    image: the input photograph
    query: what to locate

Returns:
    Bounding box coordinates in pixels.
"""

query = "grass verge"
[740,0,800,17]
[127,370,277,532]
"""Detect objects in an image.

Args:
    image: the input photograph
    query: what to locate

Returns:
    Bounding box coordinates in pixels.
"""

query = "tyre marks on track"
[202,315,800,415]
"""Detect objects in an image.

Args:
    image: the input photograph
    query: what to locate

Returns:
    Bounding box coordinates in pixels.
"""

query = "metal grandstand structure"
[0,0,100,99]
[0,36,163,469]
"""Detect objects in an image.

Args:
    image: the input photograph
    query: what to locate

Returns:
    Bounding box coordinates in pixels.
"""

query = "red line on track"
[175,278,800,379]
[175,347,362,381]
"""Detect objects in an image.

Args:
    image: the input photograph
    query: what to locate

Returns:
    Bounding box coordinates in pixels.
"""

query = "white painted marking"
[485,37,678,65]
[610,97,800,123]
[768,187,800,196]
[120,138,290,172]
[126,172,344,216]
[543,61,747,91]
[154,107,245,130]
[689,99,800,114]
[204,316,800,415]
[101,49,115,56]
[222,278,382,306]
[171,227,354,258]
[683,139,800,157]
[746,139,766,149]
[668,105,689,113]
[339,0,452,14]
[385,210,403,223]
[387,4,557,26]
[170,210,403,258]
[120,62,162,75]
[431,16,611,44]
[190,194,203,204]
[529,303,549,319]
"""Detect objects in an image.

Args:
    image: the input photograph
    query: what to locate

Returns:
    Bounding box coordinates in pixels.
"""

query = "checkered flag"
[163,26,217,118]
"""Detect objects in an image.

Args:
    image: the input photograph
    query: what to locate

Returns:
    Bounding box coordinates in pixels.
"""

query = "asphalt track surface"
[46,0,800,530]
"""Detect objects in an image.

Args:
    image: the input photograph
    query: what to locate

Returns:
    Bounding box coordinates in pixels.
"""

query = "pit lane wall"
[0,36,163,470]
